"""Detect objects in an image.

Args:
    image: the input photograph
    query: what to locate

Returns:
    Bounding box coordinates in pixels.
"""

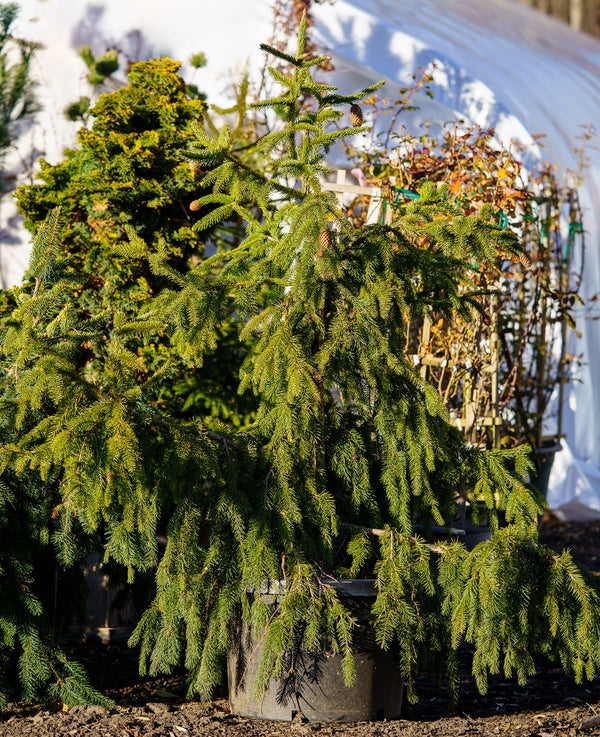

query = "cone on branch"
[189,161,203,175]
[519,250,532,269]
[189,199,201,212]
[350,103,363,127]
[319,228,331,250]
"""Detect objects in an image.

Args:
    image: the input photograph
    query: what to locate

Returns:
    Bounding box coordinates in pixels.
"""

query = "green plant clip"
[379,187,420,224]
[495,210,509,229]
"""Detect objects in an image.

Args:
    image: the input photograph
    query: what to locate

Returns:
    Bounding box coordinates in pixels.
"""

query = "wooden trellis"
[323,169,503,448]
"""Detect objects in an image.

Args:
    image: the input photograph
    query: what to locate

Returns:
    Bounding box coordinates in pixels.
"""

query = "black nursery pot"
[227,579,404,722]
[530,441,562,499]
[455,504,493,551]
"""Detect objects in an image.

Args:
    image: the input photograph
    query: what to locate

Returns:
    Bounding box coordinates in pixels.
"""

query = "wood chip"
[581,714,600,730]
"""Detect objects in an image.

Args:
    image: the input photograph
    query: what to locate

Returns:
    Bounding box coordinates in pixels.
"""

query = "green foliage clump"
[18,58,206,311]
[0,213,115,709]
[2,17,600,712]
[79,45,119,86]
[16,57,254,426]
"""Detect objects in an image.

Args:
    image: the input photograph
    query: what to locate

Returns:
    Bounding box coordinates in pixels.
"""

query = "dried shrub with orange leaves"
[341,79,586,457]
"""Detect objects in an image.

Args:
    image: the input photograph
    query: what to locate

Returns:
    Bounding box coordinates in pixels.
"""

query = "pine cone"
[350,103,363,127]
[519,251,532,269]
[319,229,331,250]
[189,161,203,174]
[189,199,201,212]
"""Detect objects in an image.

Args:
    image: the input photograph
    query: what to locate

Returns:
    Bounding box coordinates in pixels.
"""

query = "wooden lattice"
[322,169,582,450]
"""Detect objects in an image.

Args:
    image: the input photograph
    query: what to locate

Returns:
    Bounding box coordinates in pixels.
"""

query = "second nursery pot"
[530,441,562,499]
[227,579,403,722]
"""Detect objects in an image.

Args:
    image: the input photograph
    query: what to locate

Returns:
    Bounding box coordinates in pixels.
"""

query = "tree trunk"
[510,0,600,36]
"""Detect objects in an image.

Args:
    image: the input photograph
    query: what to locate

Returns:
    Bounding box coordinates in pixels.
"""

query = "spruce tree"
[2,15,600,711]
[0,58,252,707]
[129,17,600,702]
[0,212,114,710]
[16,56,255,426]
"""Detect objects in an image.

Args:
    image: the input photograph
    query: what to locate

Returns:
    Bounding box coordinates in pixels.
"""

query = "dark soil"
[3,516,600,737]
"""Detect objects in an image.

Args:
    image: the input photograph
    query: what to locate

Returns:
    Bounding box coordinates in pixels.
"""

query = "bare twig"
[340,521,461,554]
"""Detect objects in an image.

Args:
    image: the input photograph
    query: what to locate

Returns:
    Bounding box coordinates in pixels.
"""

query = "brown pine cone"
[189,199,201,211]
[319,229,331,250]
[350,103,363,127]
[189,161,203,174]
[519,251,532,269]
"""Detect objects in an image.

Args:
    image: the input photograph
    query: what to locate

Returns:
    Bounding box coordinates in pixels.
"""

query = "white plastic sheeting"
[7,0,600,513]
[308,0,600,515]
